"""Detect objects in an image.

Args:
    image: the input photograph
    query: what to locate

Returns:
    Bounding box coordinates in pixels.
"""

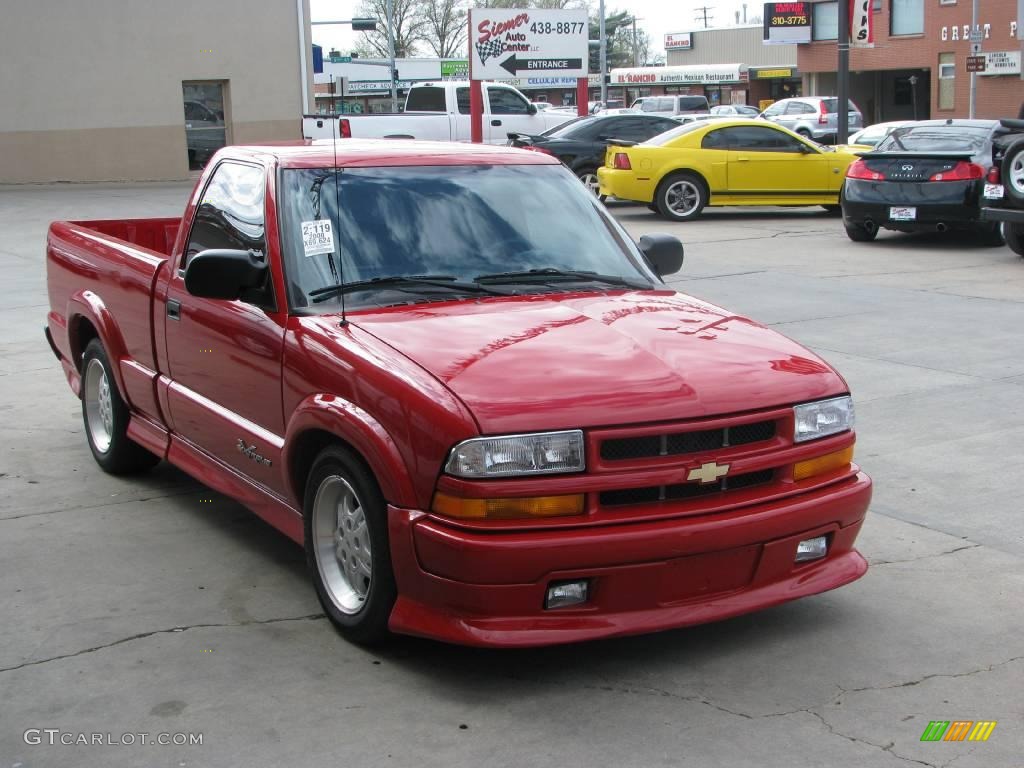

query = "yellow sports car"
[597,118,865,221]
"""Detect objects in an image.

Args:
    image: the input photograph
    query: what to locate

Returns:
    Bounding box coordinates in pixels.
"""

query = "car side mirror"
[184,249,268,300]
[638,234,684,278]
[527,103,538,115]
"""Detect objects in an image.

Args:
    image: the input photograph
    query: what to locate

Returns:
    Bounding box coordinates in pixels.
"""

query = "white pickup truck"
[302,81,576,144]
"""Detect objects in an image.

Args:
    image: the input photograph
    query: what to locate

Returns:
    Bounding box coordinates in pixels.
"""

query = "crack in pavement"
[0,613,326,674]
[806,710,938,768]
[834,655,1024,700]
[870,543,982,566]
[0,487,202,521]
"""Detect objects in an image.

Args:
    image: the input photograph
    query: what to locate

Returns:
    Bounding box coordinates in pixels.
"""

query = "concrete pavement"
[1,185,1021,768]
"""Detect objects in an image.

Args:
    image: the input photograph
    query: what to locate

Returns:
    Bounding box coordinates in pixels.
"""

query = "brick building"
[798,0,1022,123]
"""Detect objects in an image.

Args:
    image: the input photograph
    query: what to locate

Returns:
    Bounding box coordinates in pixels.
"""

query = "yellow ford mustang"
[597,118,864,221]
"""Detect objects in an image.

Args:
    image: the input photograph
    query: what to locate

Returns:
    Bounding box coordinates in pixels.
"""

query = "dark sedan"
[841,119,1006,245]
[508,113,681,198]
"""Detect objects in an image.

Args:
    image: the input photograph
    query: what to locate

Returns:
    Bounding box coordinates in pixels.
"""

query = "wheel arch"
[65,292,130,400]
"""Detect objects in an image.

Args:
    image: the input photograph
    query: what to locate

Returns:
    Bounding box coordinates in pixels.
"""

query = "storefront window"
[812,2,838,40]
[891,0,924,35]
[938,53,955,110]
[182,82,227,171]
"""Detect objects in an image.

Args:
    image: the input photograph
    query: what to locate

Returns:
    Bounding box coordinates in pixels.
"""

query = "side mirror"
[184,249,267,300]
[527,103,538,115]
[638,234,684,278]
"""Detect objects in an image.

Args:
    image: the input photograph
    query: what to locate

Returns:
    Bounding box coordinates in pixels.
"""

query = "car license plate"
[984,183,1004,199]
[889,206,916,221]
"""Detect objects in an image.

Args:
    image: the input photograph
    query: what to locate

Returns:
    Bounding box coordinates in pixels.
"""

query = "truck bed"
[64,217,181,256]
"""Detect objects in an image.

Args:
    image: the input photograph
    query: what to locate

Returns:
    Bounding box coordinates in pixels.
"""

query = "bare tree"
[354,0,426,58]
[421,0,469,58]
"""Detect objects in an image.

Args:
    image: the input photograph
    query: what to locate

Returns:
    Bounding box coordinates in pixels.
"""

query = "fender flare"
[283,394,418,509]
[65,290,130,399]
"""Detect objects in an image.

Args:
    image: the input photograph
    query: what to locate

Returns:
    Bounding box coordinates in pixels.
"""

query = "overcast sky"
[309,0,763,59]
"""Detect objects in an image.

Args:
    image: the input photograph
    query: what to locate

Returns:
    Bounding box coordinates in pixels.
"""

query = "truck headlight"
[444,430,585,478]
[793,396,854,443]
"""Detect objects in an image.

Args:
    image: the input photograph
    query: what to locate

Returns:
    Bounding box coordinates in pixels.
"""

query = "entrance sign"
[763,2,812,45]
[469,8,589,80]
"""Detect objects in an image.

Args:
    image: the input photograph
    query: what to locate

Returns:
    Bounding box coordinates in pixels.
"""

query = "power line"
[694,6,714,28]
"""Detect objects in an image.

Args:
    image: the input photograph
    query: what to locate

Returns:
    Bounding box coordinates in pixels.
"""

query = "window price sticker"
[301,220,335,256]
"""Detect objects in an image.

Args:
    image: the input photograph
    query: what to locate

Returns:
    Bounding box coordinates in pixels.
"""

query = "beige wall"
[0,0,312,182]
[667,26,797,67]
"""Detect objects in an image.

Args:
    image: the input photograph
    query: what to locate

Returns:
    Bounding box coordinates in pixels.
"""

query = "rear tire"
[1004,222,1024,257]
[844,221,877,242]
[655,172,707,221]
[576,168,607,202]
[1003,141,1024,207]
[304,445,396,646]
[978,222,1005,247]
[81,339,160,474]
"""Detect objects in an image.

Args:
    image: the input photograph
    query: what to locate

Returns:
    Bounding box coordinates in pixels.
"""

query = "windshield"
[279,165,656,312]
[875,125,991,154]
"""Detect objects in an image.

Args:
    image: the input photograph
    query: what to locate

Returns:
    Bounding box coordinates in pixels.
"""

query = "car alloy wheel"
[578,172,600,197]
[84,357,114,454]
[312,474,372,615]
[658,173,706,221]
[1007,145,1024,201]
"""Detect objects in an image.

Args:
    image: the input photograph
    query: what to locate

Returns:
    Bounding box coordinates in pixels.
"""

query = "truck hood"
[349,292,847,433]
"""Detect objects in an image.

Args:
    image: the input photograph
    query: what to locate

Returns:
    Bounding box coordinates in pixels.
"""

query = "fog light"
[796,535,828,563]
[545,580,589,609]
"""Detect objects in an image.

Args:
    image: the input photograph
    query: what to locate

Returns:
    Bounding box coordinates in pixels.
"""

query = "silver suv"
[759,96,863,142]
[630,95,710,117]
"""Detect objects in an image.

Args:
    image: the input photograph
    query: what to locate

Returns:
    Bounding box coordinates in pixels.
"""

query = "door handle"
[167,299,181,320]
[491,119,502,126]
[736,156,750,162]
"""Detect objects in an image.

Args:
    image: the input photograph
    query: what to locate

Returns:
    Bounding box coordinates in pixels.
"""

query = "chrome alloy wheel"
[665,179,701,217]
[84,358,114,454]
[312,475,372,615]
[579,172,601,197]
[1008,152,1024,197]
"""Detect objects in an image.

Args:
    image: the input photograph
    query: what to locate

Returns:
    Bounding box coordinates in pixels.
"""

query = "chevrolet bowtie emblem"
[687,461,730,484]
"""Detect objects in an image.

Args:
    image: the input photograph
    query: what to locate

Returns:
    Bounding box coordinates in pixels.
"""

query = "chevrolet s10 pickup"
[45,139,871,647]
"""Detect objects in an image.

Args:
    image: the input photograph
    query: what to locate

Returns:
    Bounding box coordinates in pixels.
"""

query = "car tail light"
[929,161,983,182]
[818,101,828,125]
[846,159,886,181]
[986,166,1000,184]
[613,152,632,170]
[339,118,352,138]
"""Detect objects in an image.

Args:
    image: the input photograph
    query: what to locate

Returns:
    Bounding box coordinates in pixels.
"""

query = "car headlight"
[445,430,585,478]
[793,396,855,443]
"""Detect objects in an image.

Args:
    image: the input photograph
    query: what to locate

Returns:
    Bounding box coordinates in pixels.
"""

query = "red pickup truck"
[45,140,871,647]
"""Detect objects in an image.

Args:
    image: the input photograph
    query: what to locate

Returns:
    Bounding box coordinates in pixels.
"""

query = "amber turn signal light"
[431,492,585,520]
[793,446,854,481]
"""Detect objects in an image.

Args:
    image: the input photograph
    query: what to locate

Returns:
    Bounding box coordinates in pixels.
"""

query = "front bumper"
[386,472,871,647]
[843,178,982,232]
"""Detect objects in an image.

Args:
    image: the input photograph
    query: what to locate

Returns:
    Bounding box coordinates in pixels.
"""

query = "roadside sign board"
[468,8,589,79]
[763,2,812,45]
[980,50,1021,76]
[966,55,987,72]
[329,55,352,63]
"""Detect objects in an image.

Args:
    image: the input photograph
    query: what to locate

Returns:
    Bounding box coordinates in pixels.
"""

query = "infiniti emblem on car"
[901,164,914,171]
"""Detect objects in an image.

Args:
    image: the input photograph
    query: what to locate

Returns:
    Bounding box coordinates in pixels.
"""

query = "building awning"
[609,63,747,86]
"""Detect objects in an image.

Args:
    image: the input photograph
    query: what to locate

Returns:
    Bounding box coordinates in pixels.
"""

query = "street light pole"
[969,0,978,118]
[599,0,607,105]
[385,0,398,112]
[837,0,850,144]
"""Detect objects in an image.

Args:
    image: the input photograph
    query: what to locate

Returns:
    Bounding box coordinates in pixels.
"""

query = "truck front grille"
[600,419,776,462]
[599,468,775,507]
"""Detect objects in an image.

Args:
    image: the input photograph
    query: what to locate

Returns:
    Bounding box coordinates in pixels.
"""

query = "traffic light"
[393,68,399,81]
[351,18,376,32]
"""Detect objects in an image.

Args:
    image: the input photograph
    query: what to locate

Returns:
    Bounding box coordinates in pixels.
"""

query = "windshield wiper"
[310,275,506,304]
[474,268,652,290]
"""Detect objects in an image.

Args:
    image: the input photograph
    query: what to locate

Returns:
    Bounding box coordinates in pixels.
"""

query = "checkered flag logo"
[476,39,505,65]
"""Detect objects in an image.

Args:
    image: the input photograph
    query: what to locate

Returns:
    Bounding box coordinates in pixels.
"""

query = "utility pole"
[694,6,713,28]
[969,0,979,118]
[599,0,607,104]
[632,16,639,67]
[385,0,398,112]
[837,0,849,144]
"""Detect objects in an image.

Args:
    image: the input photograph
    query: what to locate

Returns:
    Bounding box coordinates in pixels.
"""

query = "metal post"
[599,0,607,105]
[632,17,639,67]
[969,0,978,118]
[385,0,398,112]
[837,0,849,144]
[577,78,589,117]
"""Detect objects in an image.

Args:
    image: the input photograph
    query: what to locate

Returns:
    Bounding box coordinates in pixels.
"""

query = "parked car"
[531,101,554,111]
[841,119,1007,245]
[599,119,861,221]
[45,139,870,647]
[589,99,626,114]
[848,120,913,148]
[301,81,574,145]
[509,113,683,198]
[980,117,1024,257]
[710,104,760,117]
[760,96,863,143]
[630,95,710,117]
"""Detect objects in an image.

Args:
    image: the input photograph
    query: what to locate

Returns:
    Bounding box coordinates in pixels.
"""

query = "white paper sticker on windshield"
[301,220,335,256]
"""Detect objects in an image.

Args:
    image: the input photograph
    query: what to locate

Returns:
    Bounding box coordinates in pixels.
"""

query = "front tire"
[304,445,396,645]
[1005,222,1024,257]
[655,172,707,221]
[844,220,877,242]
[81,339,159,474]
